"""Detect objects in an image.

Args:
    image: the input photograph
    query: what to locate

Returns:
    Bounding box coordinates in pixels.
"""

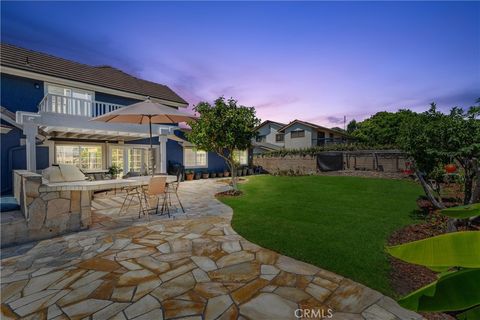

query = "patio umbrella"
[91,98,196,176]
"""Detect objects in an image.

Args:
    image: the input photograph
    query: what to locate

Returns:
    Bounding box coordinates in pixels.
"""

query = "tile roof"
[254,120,287,131]
[0,43,188,106]
[278,119,348,136]
[252,141,283,151]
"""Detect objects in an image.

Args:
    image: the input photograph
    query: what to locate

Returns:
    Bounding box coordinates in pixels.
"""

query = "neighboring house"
[0,43,228,194]
[279,119,349,149]
[252,120,286,155]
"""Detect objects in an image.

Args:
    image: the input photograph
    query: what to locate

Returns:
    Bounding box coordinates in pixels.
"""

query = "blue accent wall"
[167,139,183,166]
[94,92,141,106]
[165,130,228,172]
[207,153,228,172]
[128,137,160,146]
[129,133,228,172]
[1,74,44,113]
[0,125,49,195]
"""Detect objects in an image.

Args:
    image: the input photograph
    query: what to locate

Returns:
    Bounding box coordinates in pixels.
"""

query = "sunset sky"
[2,1,479,127]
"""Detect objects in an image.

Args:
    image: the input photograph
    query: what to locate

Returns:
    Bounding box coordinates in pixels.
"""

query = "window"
[109,145,153,174]
[56,145,103,170]
[291,130,305,138]
[275,134,284,142]
[233,150,248,165]
[184,148,207,168]
[129,148,152,173]
[111,147,124,169]
[46,84,93,101]
[46,83,93,116]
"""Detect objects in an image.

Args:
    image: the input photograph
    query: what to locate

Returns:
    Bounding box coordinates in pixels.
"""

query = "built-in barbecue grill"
[42,164,87,183]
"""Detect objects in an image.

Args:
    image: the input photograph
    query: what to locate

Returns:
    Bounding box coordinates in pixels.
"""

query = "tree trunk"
[416,171,445,209]
[215,151,237,192]
[230,162,237,191]
[416,171,457,232]
[470,158,480,204]
[461,158,473,205]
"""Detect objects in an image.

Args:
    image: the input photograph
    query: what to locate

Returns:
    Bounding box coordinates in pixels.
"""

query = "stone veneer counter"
[2,171,175,247]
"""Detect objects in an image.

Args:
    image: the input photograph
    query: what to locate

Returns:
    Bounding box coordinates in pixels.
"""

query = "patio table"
[119,175,177,216]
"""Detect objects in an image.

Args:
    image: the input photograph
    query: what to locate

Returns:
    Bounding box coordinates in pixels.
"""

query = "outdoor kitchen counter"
[3,172,177,247]
[39,175,177,192]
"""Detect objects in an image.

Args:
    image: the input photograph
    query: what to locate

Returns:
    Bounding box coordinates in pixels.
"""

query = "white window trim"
[233,149,249,166]
[290,129,306,139]
[45,82,95,101]
[183,147,208,169]
[54,141,106,172]
[108,144,154,174]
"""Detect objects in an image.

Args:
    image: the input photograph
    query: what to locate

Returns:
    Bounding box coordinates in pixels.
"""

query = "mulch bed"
[388,196,479,320]
[215,190,243,197]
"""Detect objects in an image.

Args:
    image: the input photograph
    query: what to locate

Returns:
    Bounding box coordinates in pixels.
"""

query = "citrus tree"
[399,103,480,209]
[187,97,260,191]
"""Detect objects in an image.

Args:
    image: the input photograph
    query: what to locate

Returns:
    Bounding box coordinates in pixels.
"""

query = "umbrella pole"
[148,115,154,177]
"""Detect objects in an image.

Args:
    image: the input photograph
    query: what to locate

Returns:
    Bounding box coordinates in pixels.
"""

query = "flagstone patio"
[1,179,422,320]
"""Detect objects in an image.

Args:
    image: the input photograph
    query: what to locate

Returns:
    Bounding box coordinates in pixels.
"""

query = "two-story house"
[280,119,349,149]
[252,120,286,155]
[253,119,350,154]
[0,43,228,194]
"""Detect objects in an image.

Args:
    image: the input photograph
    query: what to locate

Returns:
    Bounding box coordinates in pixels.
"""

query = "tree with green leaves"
[399,103,480,210]
[351,110,416,145]
[346,119,358,134]
[187,97,260,191]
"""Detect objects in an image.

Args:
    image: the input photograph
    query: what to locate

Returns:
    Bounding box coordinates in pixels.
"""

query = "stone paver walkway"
[1,179,422,320]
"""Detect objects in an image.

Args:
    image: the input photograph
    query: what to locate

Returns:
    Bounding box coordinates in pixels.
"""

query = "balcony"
[38,94,124,117]
[316,138,347,146]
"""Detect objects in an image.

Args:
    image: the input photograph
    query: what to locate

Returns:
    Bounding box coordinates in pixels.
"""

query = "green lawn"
[219,175,422,295]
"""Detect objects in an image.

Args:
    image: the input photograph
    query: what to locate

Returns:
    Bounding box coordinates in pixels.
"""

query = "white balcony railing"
[38,94,124,117]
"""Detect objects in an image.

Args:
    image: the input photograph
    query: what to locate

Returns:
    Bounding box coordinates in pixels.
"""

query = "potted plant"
[210,172,217,178]
[237,167,243,176]
[202,171,209,179]
[217,171,224,178]
[108,164,123,179]
[185,170,194,181]
[224,170,230,177]
[194,171,202,180]
[242,166,248,176]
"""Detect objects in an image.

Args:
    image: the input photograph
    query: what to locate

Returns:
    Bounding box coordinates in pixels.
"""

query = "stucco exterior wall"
[256,123,285,147]
[284,123,314,149]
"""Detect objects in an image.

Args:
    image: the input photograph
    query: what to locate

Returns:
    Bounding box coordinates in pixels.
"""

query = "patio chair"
[119,185,145,217]
[142,176,169,218]
[166,167,185,214]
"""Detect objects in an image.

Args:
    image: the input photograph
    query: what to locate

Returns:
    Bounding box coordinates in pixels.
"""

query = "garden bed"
[388,197,479,320]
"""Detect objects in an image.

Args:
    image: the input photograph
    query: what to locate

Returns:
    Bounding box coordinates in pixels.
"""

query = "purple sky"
[2,1,479,127]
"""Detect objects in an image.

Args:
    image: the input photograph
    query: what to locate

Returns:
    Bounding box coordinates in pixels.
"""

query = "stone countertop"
[39,175,177,192]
